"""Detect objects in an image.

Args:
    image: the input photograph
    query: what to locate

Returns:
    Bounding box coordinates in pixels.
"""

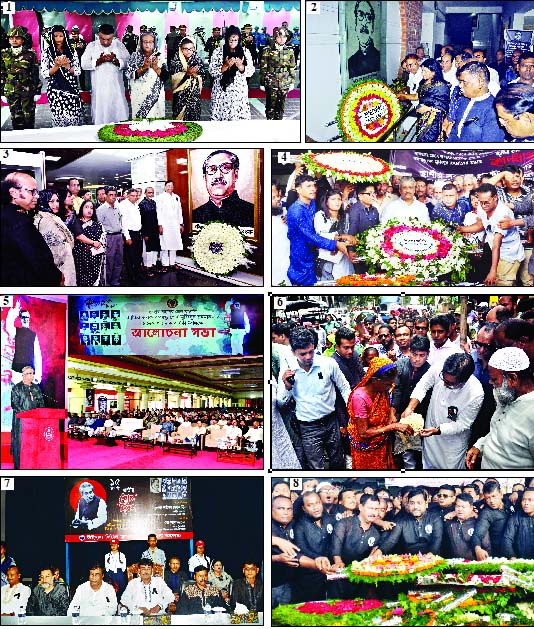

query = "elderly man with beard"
[471,480,514,560]
[293,491,335,602]
[379,488,443,555]
[27,567,69,616]
[467,347,534,469]
[502,487,534,559]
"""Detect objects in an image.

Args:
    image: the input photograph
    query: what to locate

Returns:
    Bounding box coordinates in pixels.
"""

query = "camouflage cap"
[7,26,27,38]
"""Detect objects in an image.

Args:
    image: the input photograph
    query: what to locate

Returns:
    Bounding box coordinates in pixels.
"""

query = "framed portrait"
[340,0,381,89]
[188,148,261,241]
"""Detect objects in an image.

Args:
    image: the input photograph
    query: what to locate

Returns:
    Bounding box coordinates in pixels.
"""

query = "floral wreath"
[337,79,401,142]
[190,222,255,276]
[360,220,473,283]
[335,273,423,287]
[97,119,203,143]
[301,151,392,184]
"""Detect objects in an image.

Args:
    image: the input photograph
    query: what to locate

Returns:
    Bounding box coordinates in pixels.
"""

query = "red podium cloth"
[16,408,67,469]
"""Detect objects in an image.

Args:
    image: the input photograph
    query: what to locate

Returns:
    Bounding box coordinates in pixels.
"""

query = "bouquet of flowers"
[190,222,255,276]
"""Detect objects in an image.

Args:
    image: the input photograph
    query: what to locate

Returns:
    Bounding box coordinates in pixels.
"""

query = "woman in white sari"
[126,31,169,118]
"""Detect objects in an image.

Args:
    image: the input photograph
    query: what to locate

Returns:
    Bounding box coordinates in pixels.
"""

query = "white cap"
[488,347,530,372]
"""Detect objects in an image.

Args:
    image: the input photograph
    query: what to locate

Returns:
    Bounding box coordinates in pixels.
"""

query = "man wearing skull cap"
[1,26,41,129]
[466,347,534,469]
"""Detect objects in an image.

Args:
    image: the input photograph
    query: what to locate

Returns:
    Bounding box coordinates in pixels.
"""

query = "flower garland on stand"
[97,119,203,143]
[301,151,392,184]
[336,79,402,142]
[360,220,473,284]
[190,222,255,276]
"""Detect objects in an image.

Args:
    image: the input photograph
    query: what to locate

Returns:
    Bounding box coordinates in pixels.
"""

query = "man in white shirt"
[121,559,174,615]
[243,420,263,457]
[440,52,458,91]
[428,315,463,368]
[81,24,130,125]
[277,326,350,470]
[225,419,242,447]
[68,565,117,616]
[1,567,31,616]
[467,347,534,469]
[119,188,143,285]
[380,176,430,224]
[156,180,184,271]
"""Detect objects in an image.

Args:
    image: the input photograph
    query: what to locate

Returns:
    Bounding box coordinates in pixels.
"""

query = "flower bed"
[98,119,203,142]
[335,273,423,287]
[301,151,392,183]
[337,79,401,142]
[361,220,472,283]
[190,222,255,276]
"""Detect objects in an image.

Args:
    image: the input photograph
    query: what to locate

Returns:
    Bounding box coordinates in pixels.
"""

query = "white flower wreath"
[191,222,255,276]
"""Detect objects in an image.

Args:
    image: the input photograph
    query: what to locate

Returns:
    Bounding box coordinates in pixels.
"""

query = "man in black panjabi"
[293,490,334,602]
[472,480,513,561]
[442,493,486,560]
[502,487,534,559]
[379,489,443,555]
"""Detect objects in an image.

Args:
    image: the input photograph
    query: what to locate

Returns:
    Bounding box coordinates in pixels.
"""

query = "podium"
[16,407,67,469]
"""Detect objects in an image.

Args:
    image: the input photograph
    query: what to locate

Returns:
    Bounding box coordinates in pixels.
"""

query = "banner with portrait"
[504,29,534,63]
[68,294,263,356]
[390,149,534,181]
[341,0,381,89]
[65,476,193,542]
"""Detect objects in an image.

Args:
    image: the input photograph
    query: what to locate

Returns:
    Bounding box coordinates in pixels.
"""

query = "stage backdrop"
[65,476,193,542]
[390,149,534,182]
[68,294,263,356]
[1,295,66,433]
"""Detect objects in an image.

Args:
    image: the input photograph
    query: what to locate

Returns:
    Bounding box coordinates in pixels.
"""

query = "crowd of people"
[2,147,253,286]
[1,19,299,128]
[1,536,263,616]
[395,43,534,142]
[272,295,534,470]
[67,408,264,457]
[273,160,534,287]
[271,477,534,607]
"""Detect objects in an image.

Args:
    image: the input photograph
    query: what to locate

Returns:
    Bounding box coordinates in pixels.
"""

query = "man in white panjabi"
[402,353,484,470]
[156,180,184,271]
[81,24,130,125]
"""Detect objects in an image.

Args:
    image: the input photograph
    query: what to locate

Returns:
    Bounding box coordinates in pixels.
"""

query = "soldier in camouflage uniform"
[259,27,296,120]
[1,26,42,130]
[122,25,139,55]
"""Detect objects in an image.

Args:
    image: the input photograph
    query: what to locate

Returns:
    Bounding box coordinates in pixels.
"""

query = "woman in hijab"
[347,357,414,469]
[208,559,233,593]
[126,30,169,119]
[170,37,205,120]
[35,189,76,285]
[40,25,84,126]
[209,25,255,120]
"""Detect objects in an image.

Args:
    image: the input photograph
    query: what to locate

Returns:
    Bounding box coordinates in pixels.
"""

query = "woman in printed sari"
[73,199,106,286]
[35,189,77,286]
[415,58,450,142]
[170,37,205,120]
[40,25,84,127]
[347,357,413,469]
[126,31,169,119]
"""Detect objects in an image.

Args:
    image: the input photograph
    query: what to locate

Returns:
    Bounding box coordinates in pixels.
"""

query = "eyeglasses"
[182,46,195,51]
[378,333,390,338]
[14,185,39,196]
[20,315,30,320]
[472,341,494,349]
[436,493,454,498]
[361,191,376,196]
[440,373,465,389]
[205,161,235,176]
[414,326,428,331]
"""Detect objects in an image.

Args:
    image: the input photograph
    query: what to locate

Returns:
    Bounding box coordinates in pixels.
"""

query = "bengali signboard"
[65,476,193,542]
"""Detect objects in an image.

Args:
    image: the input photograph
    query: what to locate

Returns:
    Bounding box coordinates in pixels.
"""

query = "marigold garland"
[337,79,401,142]
[335,273,423,287]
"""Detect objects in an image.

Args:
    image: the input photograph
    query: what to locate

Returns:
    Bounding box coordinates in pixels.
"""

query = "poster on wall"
[0,295,67,432]
[504,29,534,62]
[342,0,381,87]
[68,294,263,357]
[65,476,193,542]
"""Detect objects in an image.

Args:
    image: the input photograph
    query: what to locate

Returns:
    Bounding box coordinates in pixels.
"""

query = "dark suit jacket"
[348,42,380,78]
[192,191,254,227]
